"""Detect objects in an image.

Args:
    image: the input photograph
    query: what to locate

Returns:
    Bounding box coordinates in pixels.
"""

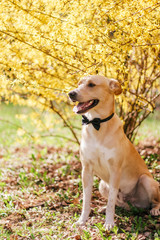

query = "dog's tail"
[99,180,109,199]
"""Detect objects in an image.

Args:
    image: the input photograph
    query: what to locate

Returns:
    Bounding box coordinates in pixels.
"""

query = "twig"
[41,134,79,144]
[129,90,155,111]
[0,30,85,72]
[132,43,160,47]
[0,117,34,139]
[50,101,80,145]
[114,3,160,23]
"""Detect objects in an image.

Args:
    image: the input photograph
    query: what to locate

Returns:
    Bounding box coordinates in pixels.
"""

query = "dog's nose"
[68,91,77,100]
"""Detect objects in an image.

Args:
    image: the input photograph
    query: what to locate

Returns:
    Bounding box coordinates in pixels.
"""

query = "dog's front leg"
[105,173,120,230]
[76,165,93,226]
[105,185,118,230]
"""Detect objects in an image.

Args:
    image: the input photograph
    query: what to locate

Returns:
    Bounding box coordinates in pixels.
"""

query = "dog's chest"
[80,131,115,180]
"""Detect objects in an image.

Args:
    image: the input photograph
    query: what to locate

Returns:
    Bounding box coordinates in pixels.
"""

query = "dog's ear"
[109,79,122,95]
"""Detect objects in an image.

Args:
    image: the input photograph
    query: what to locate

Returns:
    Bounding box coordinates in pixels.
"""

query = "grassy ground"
[0,104,159,240]
[136,110,160,143]
[0,103,81,148]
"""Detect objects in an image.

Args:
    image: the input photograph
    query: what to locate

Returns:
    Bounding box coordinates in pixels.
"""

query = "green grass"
[136,110,160,142]
[0,103,81,148]
[0,103,35,146]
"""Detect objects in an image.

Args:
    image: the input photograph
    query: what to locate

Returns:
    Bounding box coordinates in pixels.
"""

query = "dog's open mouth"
[73,99,99,114]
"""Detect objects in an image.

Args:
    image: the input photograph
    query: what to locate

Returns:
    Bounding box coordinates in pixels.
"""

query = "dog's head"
[68,75,122,114]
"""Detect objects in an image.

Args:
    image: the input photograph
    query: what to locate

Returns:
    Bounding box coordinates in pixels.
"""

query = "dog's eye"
[88,82,96,87]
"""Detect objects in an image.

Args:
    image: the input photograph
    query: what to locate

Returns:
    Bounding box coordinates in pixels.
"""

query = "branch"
[70,61,102,75]
[127,110,151,139]
[4,30,95,54]
[115,3,160,23]
[0,117,34,139]
[50,101,80,145]
[41,134,79,144]
[0,30,85,72]
[129,90,155,112]
[132,43,160,47]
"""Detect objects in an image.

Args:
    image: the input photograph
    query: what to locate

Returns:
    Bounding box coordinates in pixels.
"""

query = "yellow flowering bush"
[0,0,159,143]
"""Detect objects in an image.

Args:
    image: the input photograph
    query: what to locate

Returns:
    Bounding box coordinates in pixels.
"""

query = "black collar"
[82,113,114,130]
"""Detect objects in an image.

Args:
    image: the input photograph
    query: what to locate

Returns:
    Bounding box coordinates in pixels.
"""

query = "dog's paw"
[150,208,160,216]
[98,206,106,214]
[73,219,86,227]
[104,222,115,231]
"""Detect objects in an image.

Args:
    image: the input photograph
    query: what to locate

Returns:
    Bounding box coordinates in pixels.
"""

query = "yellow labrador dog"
[69,75,160,230]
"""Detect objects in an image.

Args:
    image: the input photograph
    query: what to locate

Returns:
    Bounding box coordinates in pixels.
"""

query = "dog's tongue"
[73,100,94,114]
